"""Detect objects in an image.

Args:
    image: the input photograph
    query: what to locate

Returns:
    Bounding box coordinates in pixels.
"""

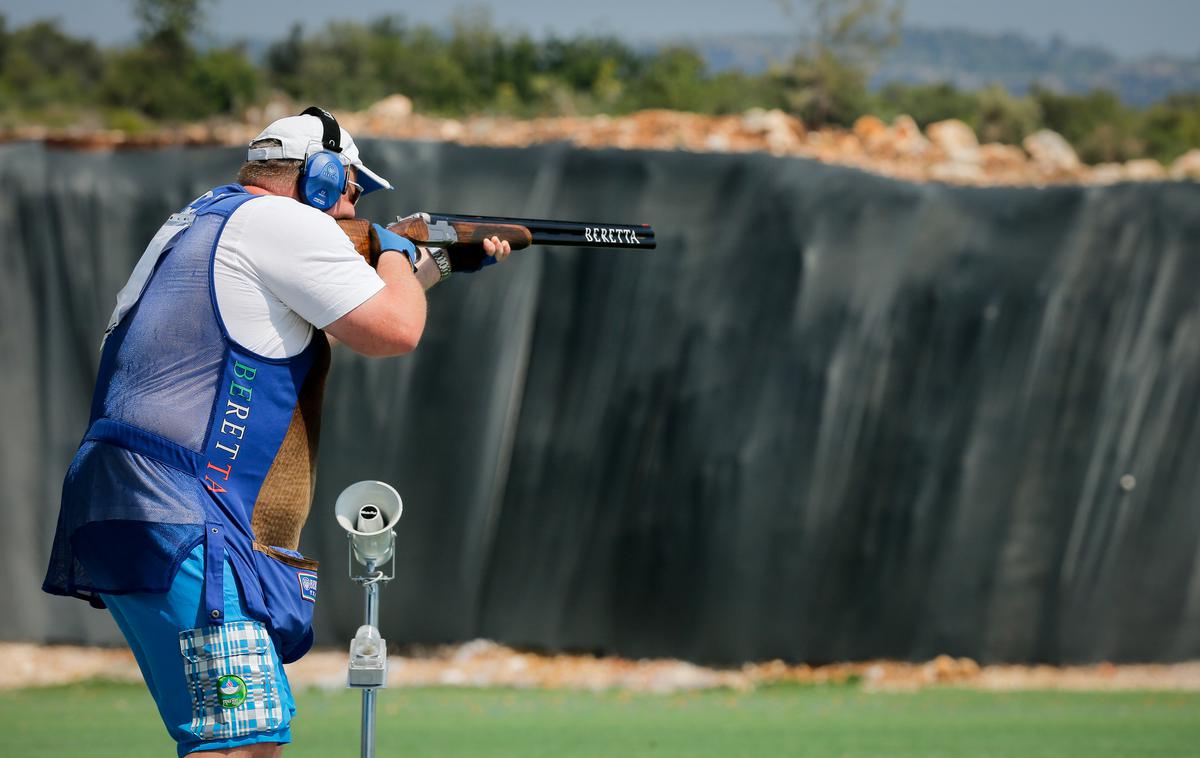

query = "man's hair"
[236,139,302,194]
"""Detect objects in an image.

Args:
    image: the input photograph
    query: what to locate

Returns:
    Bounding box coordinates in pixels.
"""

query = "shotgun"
[337,212,656,265]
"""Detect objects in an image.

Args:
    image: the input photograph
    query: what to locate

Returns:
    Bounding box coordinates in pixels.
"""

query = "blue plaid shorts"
[180,620,286,741]
[101,544,295,757]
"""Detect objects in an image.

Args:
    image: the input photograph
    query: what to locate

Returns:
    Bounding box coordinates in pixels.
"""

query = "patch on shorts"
[217,674,247,708]
[179,620,284,740]
[297,571,318,603]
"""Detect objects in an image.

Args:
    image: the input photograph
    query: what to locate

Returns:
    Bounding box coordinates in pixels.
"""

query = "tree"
[775,0,904,126]
[133,0,209,52]
[874,82,979,127]
[1032,87,1142,163]
[101,0,256,120]
[971,84,1040,144]
[0,18,104,112]
[799,0,903,64]
[625,46,709,112]
[266,24,306,99]
[1141,93,1200,163]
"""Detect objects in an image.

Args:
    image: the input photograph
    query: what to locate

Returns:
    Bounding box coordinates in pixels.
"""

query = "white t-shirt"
[213,196,385,358]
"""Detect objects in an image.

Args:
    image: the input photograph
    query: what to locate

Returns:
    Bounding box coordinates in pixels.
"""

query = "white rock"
[367,94,414,121]
[1122,158,1166,181]
[743,108,801,136]
[766,128,801,154]
[705,132,731,152]
[1023,129,1081,171]
[439,120,465,140]
[1169,149,1200,180]
[926,119,980,164]
[262,97,295,124]
[1090,163,1126,184]
[889,114,930,156]
[740,107,772,133]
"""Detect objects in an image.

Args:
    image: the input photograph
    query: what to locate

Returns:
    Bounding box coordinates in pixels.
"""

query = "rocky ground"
[4,95,1198,187]
[3,640,1199,693]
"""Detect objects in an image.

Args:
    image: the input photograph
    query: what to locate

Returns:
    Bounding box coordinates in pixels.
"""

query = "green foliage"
[873,82,978,126]
[100,45,195,119]
[94,0,255,119]
[99,43,261,121]
[1141,93,1200,163]
[621,47,706,112]
[798,0,903,63]
[869,81,1198,164]
[775,49,873,127]
[1032,86,1143,162]
[102,107,155,134]
[0,5,1195,164]
[190,47,263,115]
[873,81,1051,146]
[262,16,778,118]
[0,17,104,110]
[774,0,902,126]
[133,0,209,53]
[970,84,1041,144]
[0,3,255,122]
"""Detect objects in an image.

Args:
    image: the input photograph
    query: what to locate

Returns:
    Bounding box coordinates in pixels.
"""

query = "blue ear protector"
[298,106,346,211]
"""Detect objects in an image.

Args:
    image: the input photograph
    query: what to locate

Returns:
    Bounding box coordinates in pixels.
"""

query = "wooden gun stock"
[336,216,533,264]
[336,212,655,265]
[337,219,377,263]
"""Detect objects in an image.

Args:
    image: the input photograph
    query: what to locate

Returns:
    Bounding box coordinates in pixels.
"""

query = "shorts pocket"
[179,620,285,740]
[252,543,319,664]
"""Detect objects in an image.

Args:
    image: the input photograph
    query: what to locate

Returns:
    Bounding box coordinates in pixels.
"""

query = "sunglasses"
[346,179,364,206]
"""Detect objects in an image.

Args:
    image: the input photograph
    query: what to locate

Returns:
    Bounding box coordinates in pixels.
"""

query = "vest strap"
[102,186,256,340]
[204,521,225,625]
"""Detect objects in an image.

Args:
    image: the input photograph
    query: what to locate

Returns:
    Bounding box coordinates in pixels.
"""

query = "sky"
[1,0,1197,59]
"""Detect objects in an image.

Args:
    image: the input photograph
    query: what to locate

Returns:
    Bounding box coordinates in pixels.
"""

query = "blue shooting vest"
[43,184,331,662]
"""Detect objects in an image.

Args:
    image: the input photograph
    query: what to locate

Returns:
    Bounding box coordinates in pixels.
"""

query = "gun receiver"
[337,212,656,264]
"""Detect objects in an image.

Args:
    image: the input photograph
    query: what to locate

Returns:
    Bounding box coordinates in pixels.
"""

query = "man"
[42,107,510,756]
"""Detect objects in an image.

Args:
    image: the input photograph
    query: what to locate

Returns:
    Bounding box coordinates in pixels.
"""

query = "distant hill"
[688,26,1200,107]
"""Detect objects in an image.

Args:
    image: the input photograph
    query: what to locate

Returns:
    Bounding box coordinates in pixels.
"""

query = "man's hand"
[372,223,418,269]
[483,236,512,263]
[448,236,512,272]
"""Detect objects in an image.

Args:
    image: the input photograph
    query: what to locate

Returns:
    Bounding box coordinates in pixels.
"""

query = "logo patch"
[217,674,247,709]
[298,571,318,603]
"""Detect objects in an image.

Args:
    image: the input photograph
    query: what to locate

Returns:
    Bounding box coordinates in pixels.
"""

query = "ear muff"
[301,151,346,210]
[298,106,346,210]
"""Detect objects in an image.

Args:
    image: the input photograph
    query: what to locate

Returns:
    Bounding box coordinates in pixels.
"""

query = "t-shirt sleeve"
[233,197,385,329]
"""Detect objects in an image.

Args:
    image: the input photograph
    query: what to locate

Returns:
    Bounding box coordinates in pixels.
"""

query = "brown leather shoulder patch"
[251,335,331,550]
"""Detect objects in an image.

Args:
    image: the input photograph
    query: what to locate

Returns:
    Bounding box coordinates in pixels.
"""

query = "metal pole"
[361,689,376,758]
[361,559,379,758]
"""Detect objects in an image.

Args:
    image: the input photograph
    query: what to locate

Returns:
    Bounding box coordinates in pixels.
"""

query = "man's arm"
[324,250,427,357]
[323,235,509,357]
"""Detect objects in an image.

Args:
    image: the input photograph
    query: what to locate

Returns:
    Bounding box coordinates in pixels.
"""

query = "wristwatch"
[413,246,452,289]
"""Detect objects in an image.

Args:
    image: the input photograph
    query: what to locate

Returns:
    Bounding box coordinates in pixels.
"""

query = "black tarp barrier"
[2,141,1198,664]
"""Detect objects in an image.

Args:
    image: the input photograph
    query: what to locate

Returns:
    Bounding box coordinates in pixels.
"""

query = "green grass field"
[3,681,1198,757]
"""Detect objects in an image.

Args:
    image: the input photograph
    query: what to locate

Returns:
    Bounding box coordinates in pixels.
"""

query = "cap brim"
[354,163,392,194]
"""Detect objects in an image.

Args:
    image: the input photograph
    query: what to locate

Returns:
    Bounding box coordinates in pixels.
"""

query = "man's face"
[327,167,362,220]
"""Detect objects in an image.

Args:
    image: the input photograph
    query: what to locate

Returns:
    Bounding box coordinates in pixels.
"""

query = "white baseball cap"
[247,111,393,195]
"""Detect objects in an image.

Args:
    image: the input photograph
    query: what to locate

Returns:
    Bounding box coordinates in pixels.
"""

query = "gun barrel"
[431,213,656,250]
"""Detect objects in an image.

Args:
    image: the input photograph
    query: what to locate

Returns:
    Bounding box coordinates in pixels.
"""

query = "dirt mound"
[5,99,1198,187]
[4,642,1199,693]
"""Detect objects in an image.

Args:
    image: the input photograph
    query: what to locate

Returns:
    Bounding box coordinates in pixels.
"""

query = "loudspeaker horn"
[335,480,403,567]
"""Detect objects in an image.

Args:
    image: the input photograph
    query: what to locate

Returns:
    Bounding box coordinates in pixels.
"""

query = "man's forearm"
[377,249,429,304]
[411,246,451,290]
